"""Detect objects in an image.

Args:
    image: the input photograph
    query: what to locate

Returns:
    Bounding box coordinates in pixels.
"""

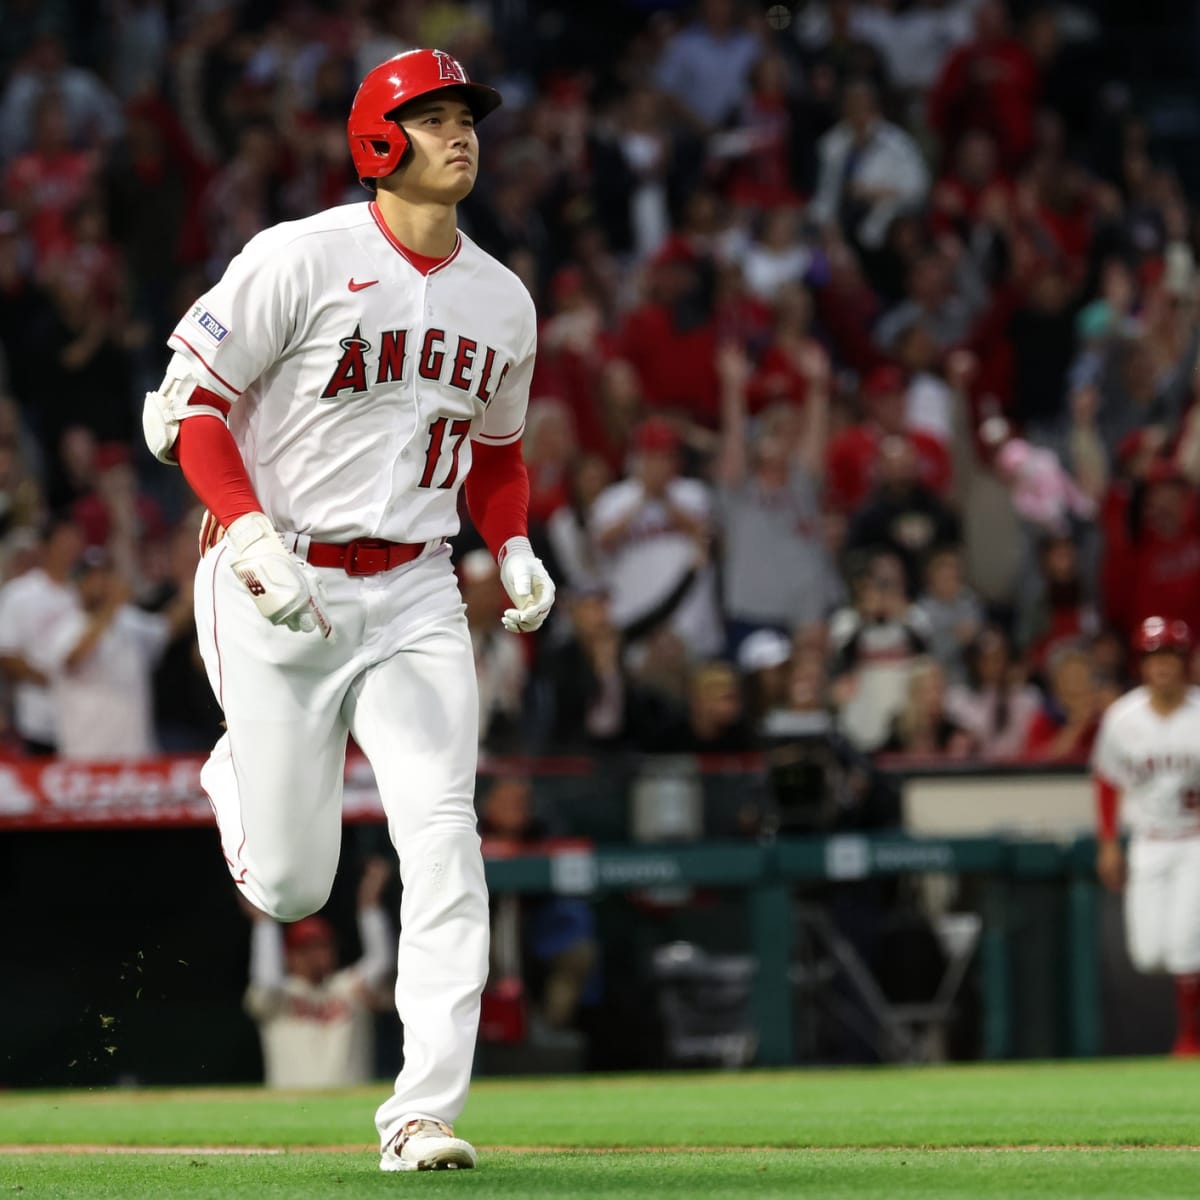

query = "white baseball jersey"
[169,201,536,543]
[1093,687,1200,838]
[589,477,723,657]
[45,605,170,759]
[246,967,377,1089]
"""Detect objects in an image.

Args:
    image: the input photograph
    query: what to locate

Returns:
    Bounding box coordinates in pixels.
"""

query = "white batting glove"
[498,536,556,633]
[225,512,334,639]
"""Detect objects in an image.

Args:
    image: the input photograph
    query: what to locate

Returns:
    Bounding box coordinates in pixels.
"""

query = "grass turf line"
[5,1150,1200,1200]
[1,1060,1198,1149]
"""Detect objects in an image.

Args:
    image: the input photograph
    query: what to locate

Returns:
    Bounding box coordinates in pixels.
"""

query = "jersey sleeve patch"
[185,303,231,347]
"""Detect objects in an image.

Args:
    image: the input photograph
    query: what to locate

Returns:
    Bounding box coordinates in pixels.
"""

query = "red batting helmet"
[1133,615,1193,657]
[347,49,501,190]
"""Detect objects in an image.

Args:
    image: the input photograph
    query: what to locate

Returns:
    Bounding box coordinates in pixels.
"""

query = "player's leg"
[1123,839,1172,974]
[344,598,486,1154]
[194,543,356,920]
[1162,840,1200,1054]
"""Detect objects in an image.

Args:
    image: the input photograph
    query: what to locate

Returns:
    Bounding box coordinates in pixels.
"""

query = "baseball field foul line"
[3,1144,1199,1155]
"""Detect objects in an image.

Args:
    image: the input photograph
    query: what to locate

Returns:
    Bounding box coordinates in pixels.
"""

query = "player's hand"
[1096,839,1126,893]
[498,537,556,633]
[225,512,334,639]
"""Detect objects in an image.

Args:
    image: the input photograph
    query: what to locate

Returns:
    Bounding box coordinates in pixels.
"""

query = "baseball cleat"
[379,1118,478,1172]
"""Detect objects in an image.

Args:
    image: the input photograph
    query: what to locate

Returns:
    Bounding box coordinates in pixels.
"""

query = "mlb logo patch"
[188,304,230,346]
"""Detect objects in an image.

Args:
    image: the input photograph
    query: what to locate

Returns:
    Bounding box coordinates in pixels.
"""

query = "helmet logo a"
[433,51,467,83]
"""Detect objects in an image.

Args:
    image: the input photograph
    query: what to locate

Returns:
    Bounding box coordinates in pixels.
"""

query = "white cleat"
[379,1118,478,1172]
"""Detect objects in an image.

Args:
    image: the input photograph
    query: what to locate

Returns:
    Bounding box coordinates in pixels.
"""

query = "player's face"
[1142,650,1188,694]
[395,95,479,203]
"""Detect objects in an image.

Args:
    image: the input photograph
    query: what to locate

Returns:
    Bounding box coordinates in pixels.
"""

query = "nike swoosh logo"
[348,279,379,292]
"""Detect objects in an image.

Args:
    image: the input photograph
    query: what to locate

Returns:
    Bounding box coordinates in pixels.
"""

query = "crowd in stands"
[0,0,1198,805]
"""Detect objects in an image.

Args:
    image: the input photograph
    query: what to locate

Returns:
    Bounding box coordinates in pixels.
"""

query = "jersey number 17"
[419,417,471,489]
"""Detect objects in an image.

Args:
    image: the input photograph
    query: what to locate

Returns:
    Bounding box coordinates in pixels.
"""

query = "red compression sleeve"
[175,409,263,529]
[464,439,530,558]
[1095,776,1119,840]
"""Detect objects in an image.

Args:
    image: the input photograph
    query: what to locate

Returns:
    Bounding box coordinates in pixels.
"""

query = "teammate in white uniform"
[1093,616,1200,1057]
[143,50,556,1170]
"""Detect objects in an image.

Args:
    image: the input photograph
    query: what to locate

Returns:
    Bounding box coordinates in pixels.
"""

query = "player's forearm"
[464,439,530,558]
[175,411,263,529]
[1095,776,1119,841]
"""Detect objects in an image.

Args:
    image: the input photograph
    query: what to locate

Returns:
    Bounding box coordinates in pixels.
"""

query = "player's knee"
[252,874,333,923]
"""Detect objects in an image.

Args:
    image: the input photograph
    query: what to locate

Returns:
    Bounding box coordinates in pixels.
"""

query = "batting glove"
[498,537,556,633]
[225,512,334,639]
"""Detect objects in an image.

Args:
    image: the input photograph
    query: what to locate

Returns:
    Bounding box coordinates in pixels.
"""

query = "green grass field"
[2,1060,1197,1197]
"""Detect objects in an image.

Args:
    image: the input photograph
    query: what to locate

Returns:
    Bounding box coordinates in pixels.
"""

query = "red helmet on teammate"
[1133,616,1193,657]
[347,49,502,190]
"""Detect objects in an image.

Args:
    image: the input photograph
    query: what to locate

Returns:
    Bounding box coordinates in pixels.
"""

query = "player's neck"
[373,188,459,259]
[1149,687,1187,716]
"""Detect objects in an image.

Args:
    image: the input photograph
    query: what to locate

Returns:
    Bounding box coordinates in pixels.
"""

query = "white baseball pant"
[1124,837,1200,975]
[193,540,488,1146]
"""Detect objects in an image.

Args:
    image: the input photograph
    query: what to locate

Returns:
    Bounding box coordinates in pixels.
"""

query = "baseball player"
[1093,616,1200,1056]
[142,50,555,1170]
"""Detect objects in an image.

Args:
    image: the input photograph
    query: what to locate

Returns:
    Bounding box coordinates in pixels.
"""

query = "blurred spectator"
[829,551,930,751]
[545,454,613,594]
[3,93,94,267]
[737,627,793,728]
[874,248,979,356]
[716,51,806,210]
[523,400,576,528]
[880,657,974,759]
[646,659,757,755]
[825,365,953,513]
[742,207,811,303]
[1022,643,1102,763]
[242,857,396,1089]
[930,128,1008,241]
[0,32,123,161]
[460,549,528,755]
[850,0,977,98]
[71,443,167,585]
[619,233,721,423]
[746,283,823,413]
[36,272,138,456]
[928,0,1041,171]
[0,516,83,754]
[537,585,662,753]
[1103,461,1200,640]
[914,546,983,685]
[761,639,901,832]
[590,417,722,661]
[44,547,190,760]
[713,341,842,649]
[845,435,961,596]
[571,358,643,476]
[945,626,1042,759]
[979,414,1097,538]
[479,775,598,1041]
[654,0,762,133]
[809,78,929,255]
[1016,534,1100,676]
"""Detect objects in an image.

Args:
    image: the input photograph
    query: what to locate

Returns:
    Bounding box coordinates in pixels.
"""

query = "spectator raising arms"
[713,340,842,650]
[242,857,396,1090]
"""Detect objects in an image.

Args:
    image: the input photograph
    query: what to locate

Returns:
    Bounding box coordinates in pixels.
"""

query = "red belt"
[303,537,437,576]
